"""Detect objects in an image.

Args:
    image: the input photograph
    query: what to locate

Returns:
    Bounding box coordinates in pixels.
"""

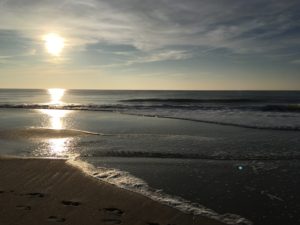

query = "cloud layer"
[0,0,299,89]
[1,0,299,53]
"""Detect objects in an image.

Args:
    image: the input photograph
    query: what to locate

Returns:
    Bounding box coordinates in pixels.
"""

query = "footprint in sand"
[48,216,66,223]
[0,190,14,194]
[104,208,124,216]
[101,207,124,224]
[22,192,45,198]
[61,200,81,206]
[16,205,31,210]
[147,223,176,225]
[102,219,122,225]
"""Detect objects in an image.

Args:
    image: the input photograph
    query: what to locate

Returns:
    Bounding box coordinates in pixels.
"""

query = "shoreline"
[0,157,225,225]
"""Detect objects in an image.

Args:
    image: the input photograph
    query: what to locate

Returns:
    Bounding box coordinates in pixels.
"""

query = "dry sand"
[0,157,225,225]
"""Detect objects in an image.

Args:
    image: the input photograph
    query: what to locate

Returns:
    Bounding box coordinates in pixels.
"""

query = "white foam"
[1,103,300,130]
[67,158,253,225]
[124,108,300,131]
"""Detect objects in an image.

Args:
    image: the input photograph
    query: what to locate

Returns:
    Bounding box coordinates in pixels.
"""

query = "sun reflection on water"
[48,138,70,155]
[37,109,73,156]
[38,87,75,157]
[48,88,65,105]
[39,109,70,130]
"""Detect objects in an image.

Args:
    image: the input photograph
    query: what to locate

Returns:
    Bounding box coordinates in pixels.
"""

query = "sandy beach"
[0,157,225,225]
[1,95,299,225]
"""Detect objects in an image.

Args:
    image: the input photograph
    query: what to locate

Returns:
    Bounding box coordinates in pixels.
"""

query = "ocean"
[0,89,299,225]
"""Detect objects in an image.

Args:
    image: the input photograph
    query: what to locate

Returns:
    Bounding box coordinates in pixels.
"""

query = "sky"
[0,0,300,90]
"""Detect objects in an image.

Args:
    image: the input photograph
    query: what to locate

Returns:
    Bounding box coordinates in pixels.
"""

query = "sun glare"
[39,109,70,130]
[48,138,70,155]
[44,33,65,56]
[48,88,65,104]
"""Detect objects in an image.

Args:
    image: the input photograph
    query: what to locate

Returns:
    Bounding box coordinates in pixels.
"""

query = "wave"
[120,98,262,103]
[143,115,300,131]
[0,102,299,112]
[67,158,253,225]
[262,104,300,112]
[79,150,300,160]
[1,103,300,131]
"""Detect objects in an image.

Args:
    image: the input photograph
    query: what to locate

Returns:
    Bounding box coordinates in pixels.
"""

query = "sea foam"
[67,157,253,225]
[1,103,299,131]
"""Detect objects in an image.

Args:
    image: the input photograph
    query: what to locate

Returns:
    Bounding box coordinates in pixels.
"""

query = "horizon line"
[0,88,300,92]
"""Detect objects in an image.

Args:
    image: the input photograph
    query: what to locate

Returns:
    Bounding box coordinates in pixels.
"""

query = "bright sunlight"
[39,109,70,130]
[44,33,65,56]
[48,88,65,104]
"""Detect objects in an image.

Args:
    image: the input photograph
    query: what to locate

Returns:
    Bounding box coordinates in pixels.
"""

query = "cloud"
[86,49,192,69]
[290,59,300,64]
[0,0,299,63]
[127,50,193,65]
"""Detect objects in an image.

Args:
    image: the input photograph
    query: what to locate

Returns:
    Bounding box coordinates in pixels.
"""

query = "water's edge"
[67,157,253,225]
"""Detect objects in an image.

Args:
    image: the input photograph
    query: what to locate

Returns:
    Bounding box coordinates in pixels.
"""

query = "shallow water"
[0,89,300,225]
[0,108,299,225]
[1,89,300,131]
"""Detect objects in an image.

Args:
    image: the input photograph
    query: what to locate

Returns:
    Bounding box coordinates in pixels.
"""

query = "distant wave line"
[120,98,263,103]
[0,102,300,112]
[0,103,299,131]
[137,114,300,131]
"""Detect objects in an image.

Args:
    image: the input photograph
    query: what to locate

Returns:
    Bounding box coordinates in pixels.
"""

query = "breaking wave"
[1,103,300,131]
[120,98,263,103]
[0,102,300,113]
[67,158,253,225]
[79,150,300,160]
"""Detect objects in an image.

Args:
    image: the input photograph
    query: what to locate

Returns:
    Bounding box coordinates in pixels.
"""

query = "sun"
[44,33,65,56]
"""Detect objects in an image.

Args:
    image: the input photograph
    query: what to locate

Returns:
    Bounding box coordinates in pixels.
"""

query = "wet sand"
[0,157,225,225]
[0,128,100,140]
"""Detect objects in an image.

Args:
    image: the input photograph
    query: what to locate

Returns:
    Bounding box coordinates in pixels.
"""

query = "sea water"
[0,89,299,225]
